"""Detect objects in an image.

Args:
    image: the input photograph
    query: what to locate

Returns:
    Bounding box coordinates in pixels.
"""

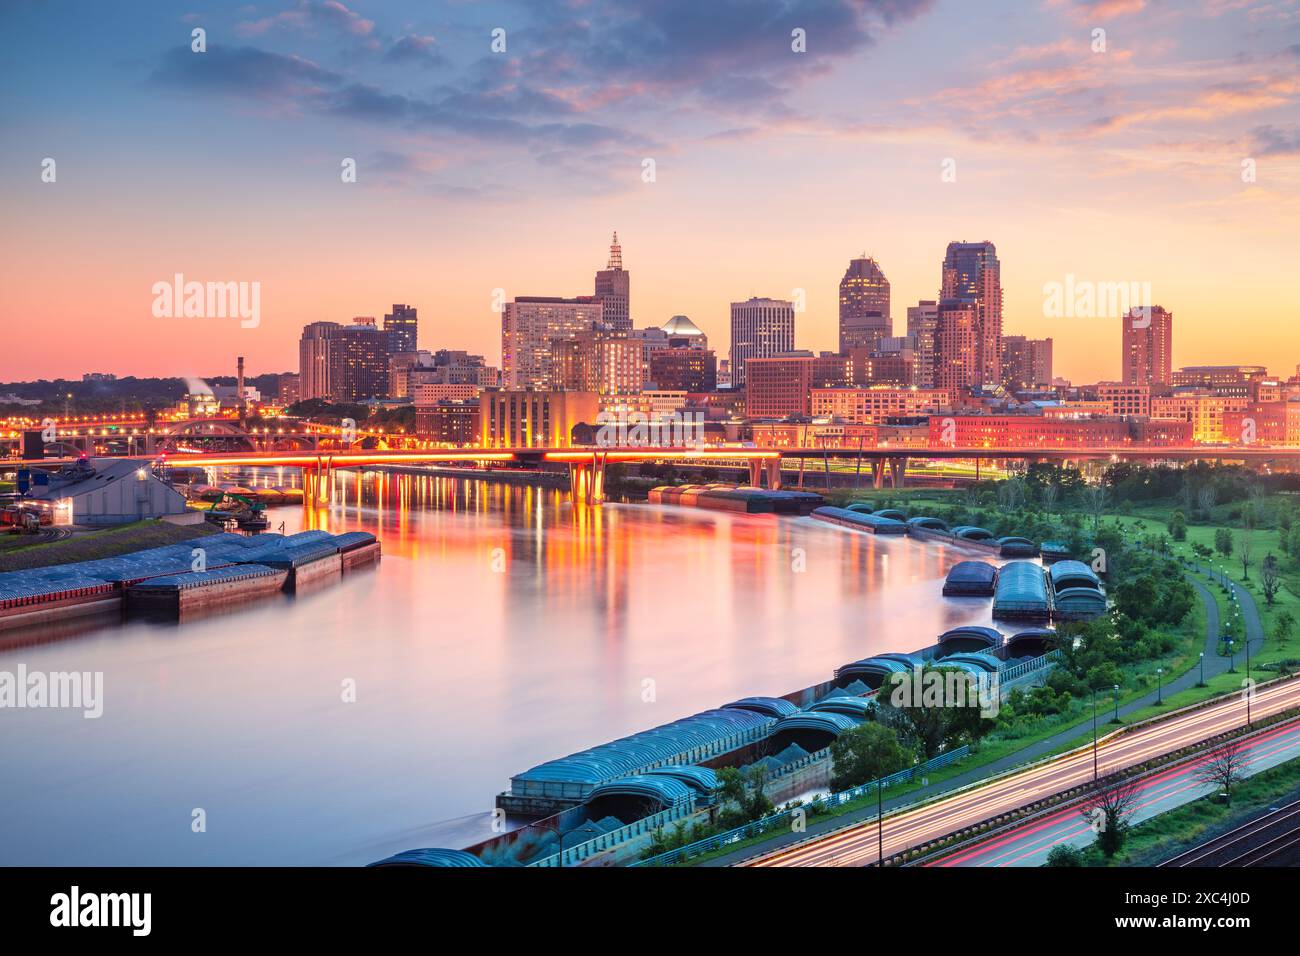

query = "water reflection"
[0,471,1000,865]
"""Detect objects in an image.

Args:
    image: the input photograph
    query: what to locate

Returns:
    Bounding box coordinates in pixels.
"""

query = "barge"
[0,529,380,630]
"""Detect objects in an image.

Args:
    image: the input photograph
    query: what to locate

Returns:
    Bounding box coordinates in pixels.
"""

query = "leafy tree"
[1274,611,1296,645]
[1114,575,1159,624]
[875,667,996,759]
[1044,844,1086,867]
[1167,510,1187,542]
[714,766,773,828]
[1215,527,1234,557]
[828,723,910,792]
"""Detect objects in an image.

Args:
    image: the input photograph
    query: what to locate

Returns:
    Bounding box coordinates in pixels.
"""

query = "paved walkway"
[703,569,1263,866]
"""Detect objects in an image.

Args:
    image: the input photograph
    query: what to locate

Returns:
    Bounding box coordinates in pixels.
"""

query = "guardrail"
[632,745,970,867]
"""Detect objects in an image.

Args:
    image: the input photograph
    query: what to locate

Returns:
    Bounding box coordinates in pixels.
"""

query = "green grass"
[0,519,220,572]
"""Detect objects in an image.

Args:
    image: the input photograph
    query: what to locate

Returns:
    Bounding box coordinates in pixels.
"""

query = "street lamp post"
[876,776,884,867]
[1113,683,1120,723]
[1246,631,1253,728]
[1156,667,1164,705]
[1198,651,1205,687]
[1091,688,1099,780]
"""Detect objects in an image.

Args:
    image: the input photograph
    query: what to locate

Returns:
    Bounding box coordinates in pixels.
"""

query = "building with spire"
[594,232,631,332]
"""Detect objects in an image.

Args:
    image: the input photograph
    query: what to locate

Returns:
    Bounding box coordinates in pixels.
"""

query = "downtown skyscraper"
[501,296,603,388]
[938,241,1003,389]
[1122,305,1174,387]
[838,255,891,353]
[593,232,631,332]
[384,304,418,354]
[730,297,795,387]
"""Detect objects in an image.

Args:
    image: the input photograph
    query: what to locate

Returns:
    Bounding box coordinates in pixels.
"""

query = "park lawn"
[1083,753,1300,866]
[0,519,220,572]
[1121,511,1300,665]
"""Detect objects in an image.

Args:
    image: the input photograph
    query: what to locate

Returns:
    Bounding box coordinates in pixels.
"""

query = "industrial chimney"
[236,356,246,427]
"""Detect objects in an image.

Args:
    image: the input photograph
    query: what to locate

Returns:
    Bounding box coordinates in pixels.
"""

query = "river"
[0,470,1003,865]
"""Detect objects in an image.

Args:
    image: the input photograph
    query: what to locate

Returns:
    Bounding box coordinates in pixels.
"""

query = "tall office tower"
[935,300,978,393]
[384,304,418,354]
[593,232,631,332]
[838,255,891,353]
[906,300,939,388]
[940,241,1003,386]
[1000,335,1054,389]
[553,328,646,396]
[730,297,795,387]
[327,320,390,401]
[501,296,604,388]
[1122,305,1174,388]
[299,321,341,400]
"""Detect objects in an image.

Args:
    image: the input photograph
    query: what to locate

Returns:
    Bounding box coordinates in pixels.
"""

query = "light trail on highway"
[743,676,1300,867]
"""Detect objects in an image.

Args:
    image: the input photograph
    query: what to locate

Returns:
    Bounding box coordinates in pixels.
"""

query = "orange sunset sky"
[2,0,1298,385]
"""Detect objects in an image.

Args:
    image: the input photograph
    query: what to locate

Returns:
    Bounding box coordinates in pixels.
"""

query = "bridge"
[6,443,1297,503]
[7,448,782,505]
[2,418,380,457]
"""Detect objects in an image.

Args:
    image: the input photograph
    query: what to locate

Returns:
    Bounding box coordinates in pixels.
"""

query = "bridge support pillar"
[871,460,884,489]
[568,454,606,504]
[303,458,334,508]
[889,457,908,489]
[766,458,782,491]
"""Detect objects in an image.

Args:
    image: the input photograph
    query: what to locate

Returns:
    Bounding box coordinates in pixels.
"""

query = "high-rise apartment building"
[327,319,390,401]
[553,329,646,396]
[839,256,891,353]
[502,296,603,389]
[730,297,795,387]
[1121,305,1173,388]
[384,303,418,355]
[934,300,978,393]
[593,232,630,332]
[298,321,341,400]
[940,241,1002,386]
[1001,336,1053,388]
[906,300,939,388]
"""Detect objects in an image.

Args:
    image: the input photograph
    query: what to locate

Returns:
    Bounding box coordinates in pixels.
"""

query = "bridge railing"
[631,745,970,868]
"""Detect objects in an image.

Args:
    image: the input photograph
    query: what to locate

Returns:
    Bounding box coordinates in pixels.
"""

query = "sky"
[1,0,1298,385]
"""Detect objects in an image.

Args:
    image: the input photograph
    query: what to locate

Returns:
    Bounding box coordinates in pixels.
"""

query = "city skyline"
[3,0,1298,383]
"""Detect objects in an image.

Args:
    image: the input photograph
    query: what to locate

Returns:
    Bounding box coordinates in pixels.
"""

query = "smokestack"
[237,356,245,426]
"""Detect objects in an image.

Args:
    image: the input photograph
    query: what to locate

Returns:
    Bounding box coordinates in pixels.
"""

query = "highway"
[933,716,1300,866]
[742,676,1300,867]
